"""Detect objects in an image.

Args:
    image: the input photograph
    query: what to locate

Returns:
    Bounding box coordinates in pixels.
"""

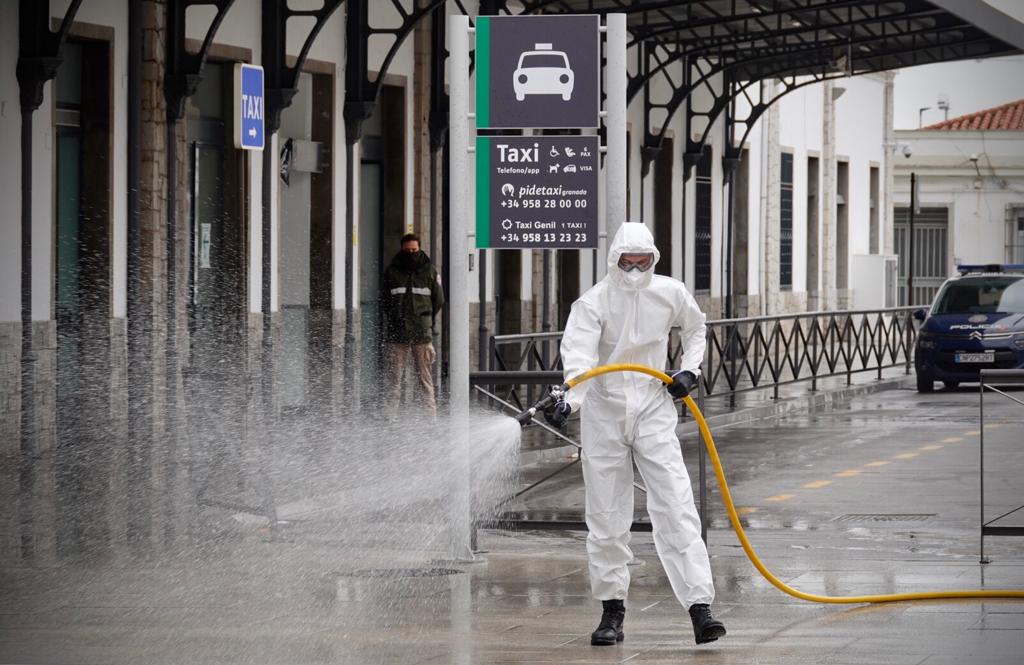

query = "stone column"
[763,80,782,315]
[821,80,838,311]
[882,72,896,257]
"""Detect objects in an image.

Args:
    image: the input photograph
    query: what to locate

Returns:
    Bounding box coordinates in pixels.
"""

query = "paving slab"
[1,384,1023,664]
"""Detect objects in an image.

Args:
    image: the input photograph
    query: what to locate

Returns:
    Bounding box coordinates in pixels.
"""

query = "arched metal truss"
[485,0,1020,183]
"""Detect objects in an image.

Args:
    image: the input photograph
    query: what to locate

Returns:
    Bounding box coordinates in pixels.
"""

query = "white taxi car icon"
[514,43,574,102]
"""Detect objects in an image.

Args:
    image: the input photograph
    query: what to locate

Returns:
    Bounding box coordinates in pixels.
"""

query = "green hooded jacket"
[382,250,445,344]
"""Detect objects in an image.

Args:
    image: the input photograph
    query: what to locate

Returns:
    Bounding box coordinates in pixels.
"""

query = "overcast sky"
[892,0,1024,129]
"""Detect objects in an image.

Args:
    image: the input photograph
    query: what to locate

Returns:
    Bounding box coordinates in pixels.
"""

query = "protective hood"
[606,223,660,290]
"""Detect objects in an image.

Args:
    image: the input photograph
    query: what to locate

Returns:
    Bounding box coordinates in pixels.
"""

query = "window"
[806,156,819,300]
[694,147,712,292]
[1007,205,1024,263]
[836,160,849,291]
[869,166,880,254]
[780,152,793,291]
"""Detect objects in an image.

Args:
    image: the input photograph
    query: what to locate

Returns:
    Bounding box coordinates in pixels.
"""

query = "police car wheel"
[916,374,934,393]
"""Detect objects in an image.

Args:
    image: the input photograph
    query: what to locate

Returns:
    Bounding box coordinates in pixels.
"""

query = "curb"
[678,373,915,435]
[517,373,915,466]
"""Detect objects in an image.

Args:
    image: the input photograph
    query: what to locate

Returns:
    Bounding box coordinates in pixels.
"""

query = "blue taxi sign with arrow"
[234,63,264,150]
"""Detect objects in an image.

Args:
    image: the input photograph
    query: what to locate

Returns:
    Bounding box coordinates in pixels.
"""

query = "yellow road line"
[765,494,795,502]
[919,444,944,451]
[865,460,891,467]
[736,507,759,516]
[801,480,833,489]
[835,470,862,477]
[963,430,981,436]
[892,453,918,460]
[940,437,963,443]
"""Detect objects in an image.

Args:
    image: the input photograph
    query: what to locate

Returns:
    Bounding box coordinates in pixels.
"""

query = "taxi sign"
[234,63,264,150]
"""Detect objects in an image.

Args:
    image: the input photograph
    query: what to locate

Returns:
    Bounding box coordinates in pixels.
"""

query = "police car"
[914,264,1024,392]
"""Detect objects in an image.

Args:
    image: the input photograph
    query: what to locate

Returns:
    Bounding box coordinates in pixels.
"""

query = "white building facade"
[894,100,1024,305]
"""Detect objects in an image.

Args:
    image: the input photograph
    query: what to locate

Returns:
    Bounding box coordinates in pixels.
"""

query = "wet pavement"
[2,382,1023,664]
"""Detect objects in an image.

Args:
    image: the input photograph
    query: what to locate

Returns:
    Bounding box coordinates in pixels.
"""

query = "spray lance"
[510,362,1024,604]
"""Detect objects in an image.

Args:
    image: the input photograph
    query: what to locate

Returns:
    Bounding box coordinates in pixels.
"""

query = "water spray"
[514,362,1024,604]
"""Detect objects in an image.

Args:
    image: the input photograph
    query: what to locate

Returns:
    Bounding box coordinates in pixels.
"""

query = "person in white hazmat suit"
[543,222,726,647]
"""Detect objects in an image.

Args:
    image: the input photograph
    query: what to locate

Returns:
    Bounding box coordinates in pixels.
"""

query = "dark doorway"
[732,148,750,315]
[837,160,849,296]
[278,70,334,413]
[185,61,246,378]
[359,82,406,398]
[806,156,820,309]
[54,37,112,555]
[653,136,674,276]
[495,250,523,335]
[557,250,579,328]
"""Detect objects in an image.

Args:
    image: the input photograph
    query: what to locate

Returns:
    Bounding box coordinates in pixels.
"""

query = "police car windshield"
[932,277,1024,315]
[519,53,568,68]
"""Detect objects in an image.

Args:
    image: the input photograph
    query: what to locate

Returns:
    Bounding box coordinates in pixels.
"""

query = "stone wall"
[25,321,57,561]
[0,322,20,560]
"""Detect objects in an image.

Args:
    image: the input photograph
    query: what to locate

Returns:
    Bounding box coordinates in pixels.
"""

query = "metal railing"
[475,307,922,410]
[979,369,1024,564]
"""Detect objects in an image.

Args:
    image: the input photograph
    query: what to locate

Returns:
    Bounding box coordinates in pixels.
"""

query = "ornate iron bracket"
[16,0,83,112]
[344,0,448,144]
[165,0,236,122]
[262,0,347,137]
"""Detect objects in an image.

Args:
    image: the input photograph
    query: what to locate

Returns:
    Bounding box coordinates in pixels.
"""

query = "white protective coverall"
[560,222,714,608]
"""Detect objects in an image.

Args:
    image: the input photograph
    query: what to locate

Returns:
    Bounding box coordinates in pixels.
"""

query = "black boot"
[590,599,625,646]
[689,603,726,644]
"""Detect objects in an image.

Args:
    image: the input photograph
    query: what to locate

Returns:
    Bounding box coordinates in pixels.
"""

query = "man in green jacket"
[381,233,445,416]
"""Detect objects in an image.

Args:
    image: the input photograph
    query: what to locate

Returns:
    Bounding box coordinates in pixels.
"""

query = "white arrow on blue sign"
[234,63,264,151]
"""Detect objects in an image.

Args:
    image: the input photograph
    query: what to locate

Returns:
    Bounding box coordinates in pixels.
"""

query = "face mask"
[398,250,421,269]
[622,269,647,288]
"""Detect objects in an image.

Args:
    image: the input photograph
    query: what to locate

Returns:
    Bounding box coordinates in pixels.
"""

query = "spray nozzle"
[514,383,569,427]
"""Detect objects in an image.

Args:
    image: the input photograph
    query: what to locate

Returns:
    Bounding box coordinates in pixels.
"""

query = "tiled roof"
[922,99,1024,131]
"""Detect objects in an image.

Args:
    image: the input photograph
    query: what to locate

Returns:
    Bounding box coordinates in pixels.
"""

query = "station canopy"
[519,0,1024,80]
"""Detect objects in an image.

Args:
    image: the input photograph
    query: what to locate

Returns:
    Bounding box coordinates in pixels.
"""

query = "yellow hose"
[564,363,1024,603]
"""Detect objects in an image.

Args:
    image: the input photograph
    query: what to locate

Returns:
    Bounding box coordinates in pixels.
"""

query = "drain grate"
[834,514,936,523]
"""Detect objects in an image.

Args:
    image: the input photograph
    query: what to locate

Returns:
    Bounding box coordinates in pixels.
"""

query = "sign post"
[234,63,265,151]
[447,12,626,559]
[448,13,473,562]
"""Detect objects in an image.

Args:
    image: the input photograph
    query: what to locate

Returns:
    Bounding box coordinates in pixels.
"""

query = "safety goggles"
[617,252,655,273]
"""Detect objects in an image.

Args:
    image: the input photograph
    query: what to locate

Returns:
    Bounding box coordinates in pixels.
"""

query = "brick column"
[133,0,172,550]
